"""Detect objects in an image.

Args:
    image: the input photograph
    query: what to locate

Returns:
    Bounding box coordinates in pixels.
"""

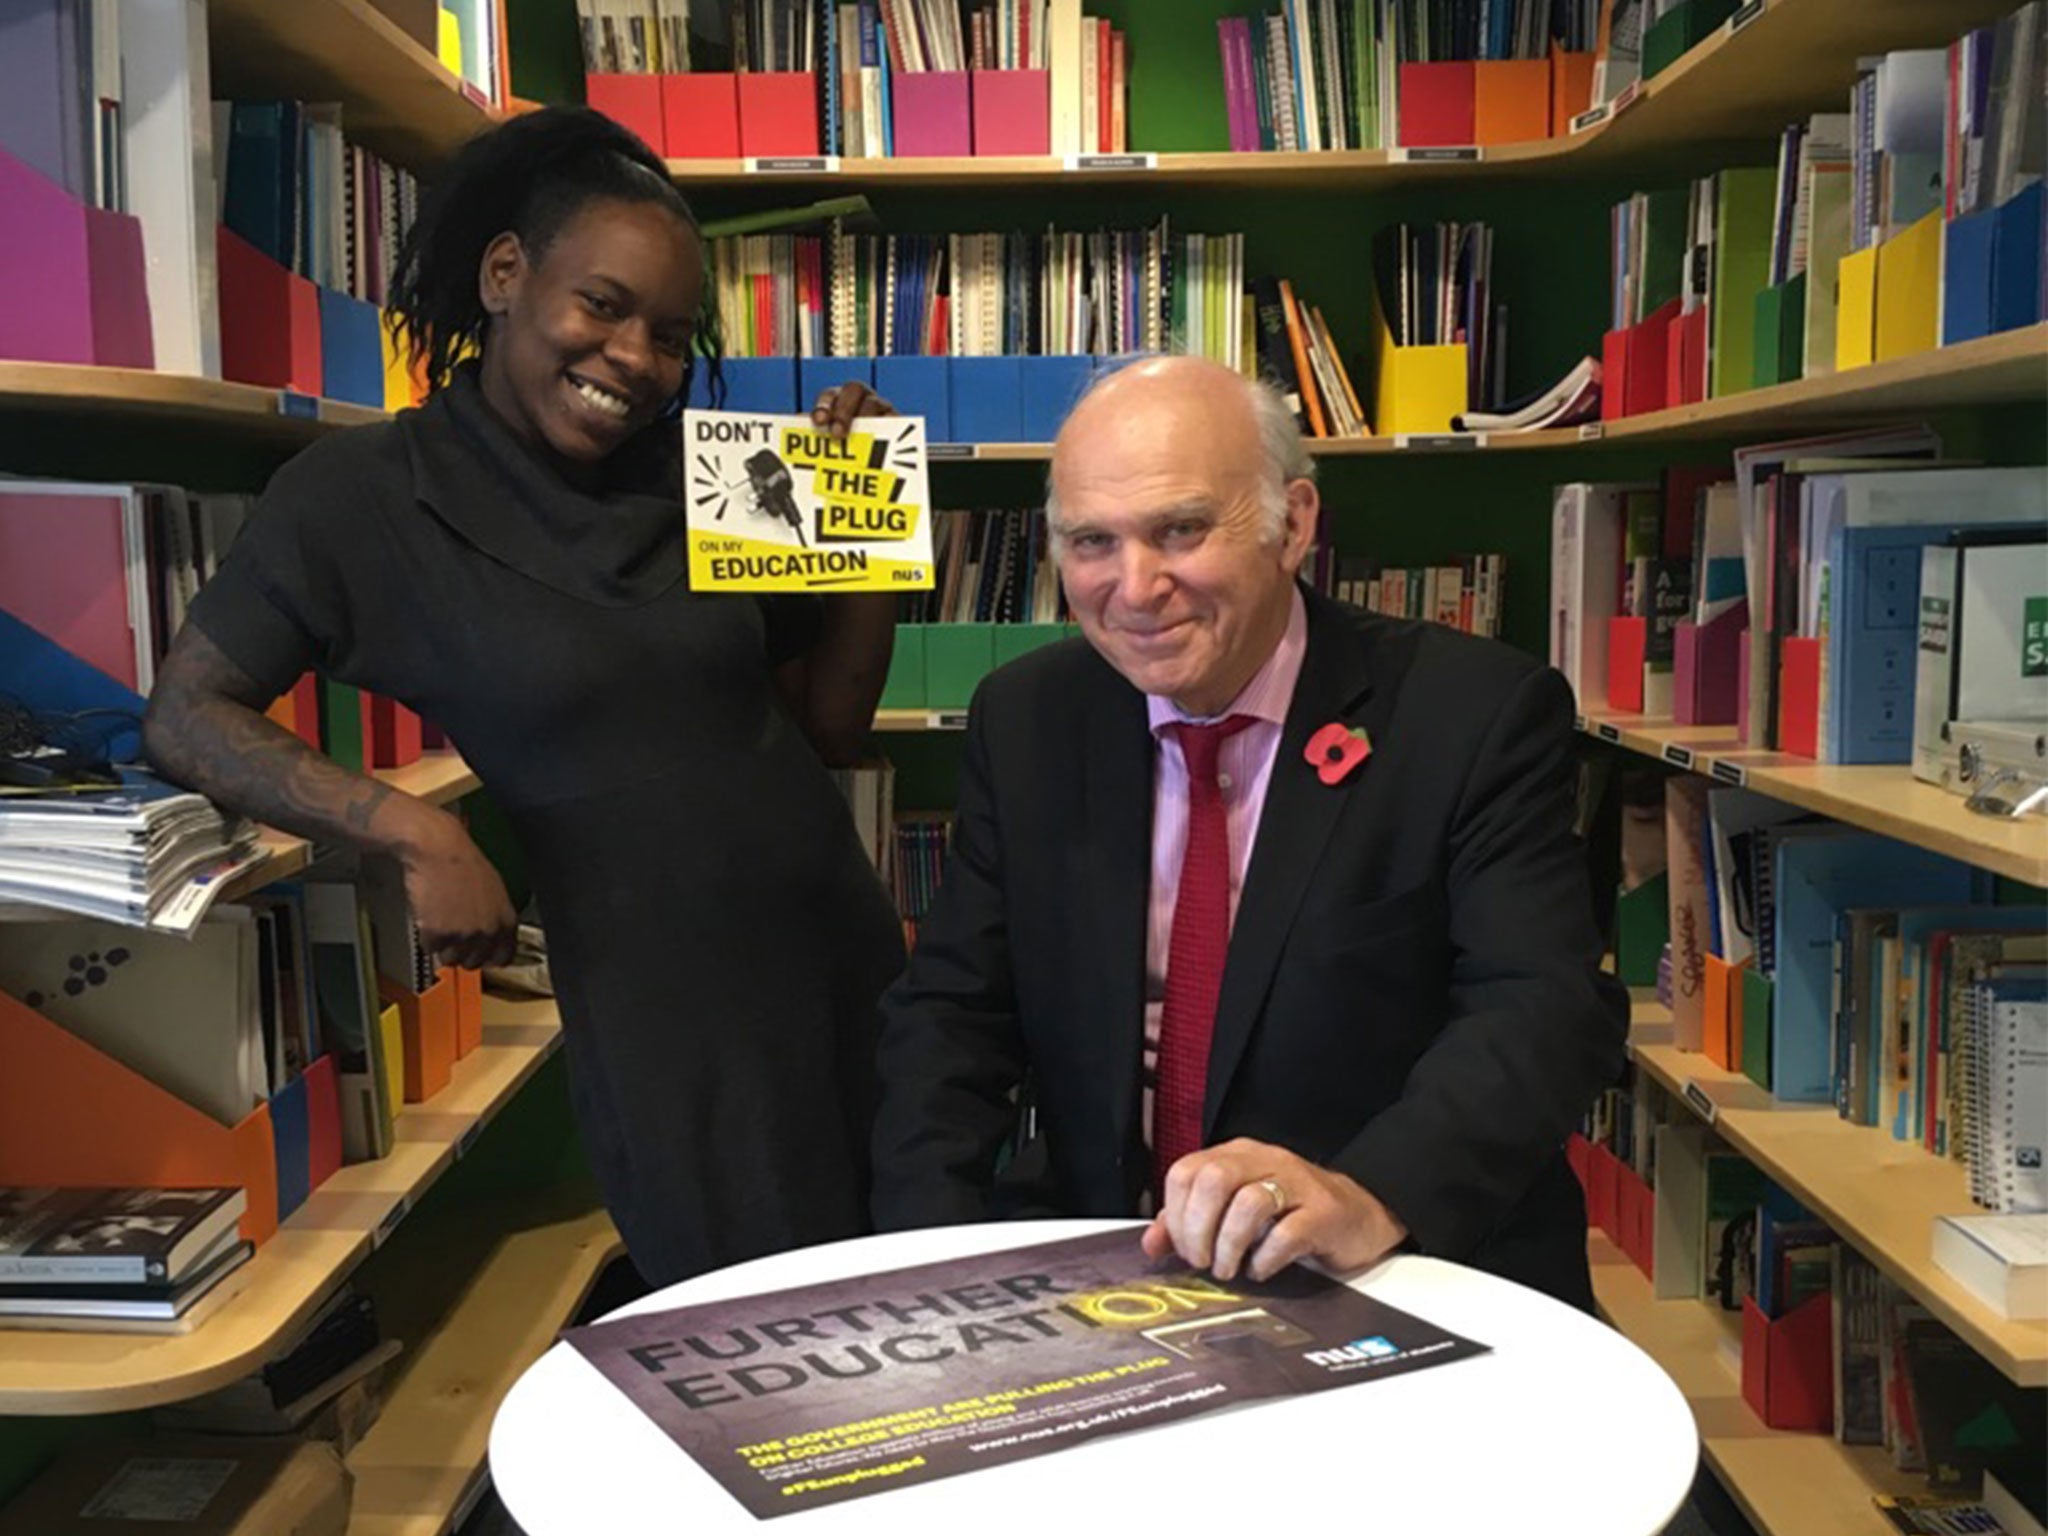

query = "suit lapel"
[1204,592,1379,1135]
[1081,659,1154,1164]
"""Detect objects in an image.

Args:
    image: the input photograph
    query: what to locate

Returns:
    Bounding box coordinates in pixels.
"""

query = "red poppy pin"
[1306,722,1372,785]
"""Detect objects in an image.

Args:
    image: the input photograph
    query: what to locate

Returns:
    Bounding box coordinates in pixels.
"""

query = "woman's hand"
[395,805,520,969]
[811,381,897,437]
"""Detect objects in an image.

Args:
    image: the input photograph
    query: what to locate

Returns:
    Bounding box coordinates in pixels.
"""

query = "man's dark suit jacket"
[871,586,1630,1309]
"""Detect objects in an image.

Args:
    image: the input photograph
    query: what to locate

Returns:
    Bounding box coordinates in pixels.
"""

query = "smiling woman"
[141,107,909,1289]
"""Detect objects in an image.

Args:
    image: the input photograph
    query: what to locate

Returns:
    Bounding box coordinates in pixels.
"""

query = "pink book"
[0,489,142,689]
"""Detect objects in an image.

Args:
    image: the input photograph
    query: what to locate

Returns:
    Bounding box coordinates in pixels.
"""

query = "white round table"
[492,1220,1696,1534]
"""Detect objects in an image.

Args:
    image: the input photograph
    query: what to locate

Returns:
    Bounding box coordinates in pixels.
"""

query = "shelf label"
[745,156,840,174]
[277,391,318,420]
[1661,743,1694,770]
[1064,153,1158,171]
[1682,1081,1719,1125]
[453,1122,482,1160]
[1392,146,1481,163]
[1710,759,1747,786]
[927,442,977,460]
[1393,432,1485,450]
[1612,81,1641,116]
[459,81,490,110]
[373,1196,411,1249]
[928,710,969,731]
[1573,714,1588,732]
[1570,103,1611,134]
[1728,0,1764,34]
[1577,422,1604,441]
[1596,722,1622,744]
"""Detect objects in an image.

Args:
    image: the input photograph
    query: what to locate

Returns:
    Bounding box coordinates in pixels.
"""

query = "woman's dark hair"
[390,105,723,400]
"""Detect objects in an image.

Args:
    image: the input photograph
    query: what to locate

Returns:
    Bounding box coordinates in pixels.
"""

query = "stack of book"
[915,509,1065,625]
[1319,554,1505,637]
[1371,220,1506,417]
[0,1186,251,1332]
[155,1284,399,1442]
[891,814,952,946]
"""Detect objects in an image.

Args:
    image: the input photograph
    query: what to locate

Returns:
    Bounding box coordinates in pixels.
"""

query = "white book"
[1932,1213,2048,1319]
[1047,0,1083,155]
[1079,16,1098,155]
[118,0,218,376]
[1548,482,1642,707]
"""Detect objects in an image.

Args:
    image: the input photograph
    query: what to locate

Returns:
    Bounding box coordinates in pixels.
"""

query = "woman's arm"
[143,628,518,967]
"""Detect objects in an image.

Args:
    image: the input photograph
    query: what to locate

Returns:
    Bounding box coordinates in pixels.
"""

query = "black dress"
[185,368,906,1285]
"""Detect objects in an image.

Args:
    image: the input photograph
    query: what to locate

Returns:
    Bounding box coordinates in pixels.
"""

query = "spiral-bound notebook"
[1967,976,2048,1215]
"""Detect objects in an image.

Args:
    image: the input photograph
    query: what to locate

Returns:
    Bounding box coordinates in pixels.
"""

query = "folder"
[924,623,998,709]
[1473,58,1550,146]
[892,70,971,157]
[1988,182,2045,334]
[378,973,457,1104]
[798,355,874,413]
[874,356,953,441]
[1741,1293,1834,1432]
[1673,599,1746,725]
[1873,209,1940,363]
[1370,306,1467,436]
[1606,616,1648,713]
[1397,62,1475,147]
[949,356,1025,443]
[662,72,741,158]
[719,356,800,413]
[367,695,423,770]
[1835,247,1878,370]
[738,72,821,157]
[1017,354,1093,441]
[318,289,385,409]
[1549,47,1595,134]
[880,623,926,708]
[452,966,482,1060]
[972,69,1050,155]
[0,989,280,1245]
[585,72,665,151]
[1776,635,1820,760]
[218,229,322,394]
[1942,206,1998,346]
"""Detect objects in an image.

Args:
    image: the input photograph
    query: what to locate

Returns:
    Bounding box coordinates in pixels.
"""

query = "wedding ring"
[1257,1178,1287,1218]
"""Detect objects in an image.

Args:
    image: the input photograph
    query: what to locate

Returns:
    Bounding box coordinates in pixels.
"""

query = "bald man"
[870,359,1627,1308]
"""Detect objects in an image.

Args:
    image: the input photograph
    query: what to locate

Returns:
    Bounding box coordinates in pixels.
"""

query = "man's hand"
[812,380,896,437]
[395,804,519,970]
[1141,1138,1409,1283]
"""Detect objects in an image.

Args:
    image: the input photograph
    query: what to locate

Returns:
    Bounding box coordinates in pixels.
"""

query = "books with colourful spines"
[0,1185,246,1285]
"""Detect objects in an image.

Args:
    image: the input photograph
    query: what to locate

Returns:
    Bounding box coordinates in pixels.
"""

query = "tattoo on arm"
[143,628,420,857]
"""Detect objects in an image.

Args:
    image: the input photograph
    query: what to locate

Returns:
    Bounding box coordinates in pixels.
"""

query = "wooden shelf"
[1577,710,2048,888]
[216,751,482,905]
[0,995,567,1416]
[663,0,2021,190]
[0,362,386,441]
[1591,1233,1921,1536]
[206,0,496,172]
[1628,994,2048,1387]
[345,1186,620,1536]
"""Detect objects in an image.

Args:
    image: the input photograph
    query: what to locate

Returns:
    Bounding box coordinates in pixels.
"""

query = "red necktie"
[1153,714,1254,1196]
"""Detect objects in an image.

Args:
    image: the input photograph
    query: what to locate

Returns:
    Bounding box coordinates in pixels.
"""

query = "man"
[871,357,1627,1308]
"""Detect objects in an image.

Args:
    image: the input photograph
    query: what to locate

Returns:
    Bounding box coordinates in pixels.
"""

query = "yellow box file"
[381,313,412,411]
[1369,302,1468,437]
[1835,246,1878,371]
[1873,209,1942,363]
[437,6,464,73]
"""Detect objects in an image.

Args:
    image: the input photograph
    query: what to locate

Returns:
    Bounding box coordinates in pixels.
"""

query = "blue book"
[224,102,289,266]
[1772,833,1986,1104]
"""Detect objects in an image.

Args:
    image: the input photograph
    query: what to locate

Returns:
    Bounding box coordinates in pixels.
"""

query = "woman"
[144,107,906,1286]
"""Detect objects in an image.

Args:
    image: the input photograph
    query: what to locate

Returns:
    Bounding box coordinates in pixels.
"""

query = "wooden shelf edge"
[0,996,565,1417]
[1577,713,2048,888]
[1624,996,2048,1388]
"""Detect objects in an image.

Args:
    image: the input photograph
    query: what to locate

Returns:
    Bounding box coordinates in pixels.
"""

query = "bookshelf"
[0,995,564,1417]
[1627,992,2048,1387]
[0,362,385,441]
[343,1188,620,1536]
[217,751,482,904]
[1590,1234,1924,1536]
[205,0,497,172]
[1576,710,2048,888]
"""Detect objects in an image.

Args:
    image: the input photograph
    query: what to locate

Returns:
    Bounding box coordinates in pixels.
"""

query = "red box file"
[972,69,1050,154]
[738,72,821,157]
[218,229,322,394]
[1606,617,1648,713]
[586,72,665,151]
[1741,1292,1834,1432]
[662,72,741,157]
[1615,1164,1654,1278]
[1600,328,1629,421]
[1777,636,1821,759]
[1668,307,1708,405]
[1398,61,1476,147]
[1623,300,1680,416]
[1566,1133,1591,1192]
[368,695,423,770]
[1587,1140,1621,1241]
[893,70,971,157]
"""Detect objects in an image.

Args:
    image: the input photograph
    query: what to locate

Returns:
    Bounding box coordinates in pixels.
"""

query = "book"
[0,1185,246,1284]
[0,1237,249,1321]
[1931,1213,2048,1320]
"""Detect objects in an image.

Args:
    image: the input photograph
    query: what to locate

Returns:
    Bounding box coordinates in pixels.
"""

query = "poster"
[564,1228,1488,1519]
[683,409,934,593]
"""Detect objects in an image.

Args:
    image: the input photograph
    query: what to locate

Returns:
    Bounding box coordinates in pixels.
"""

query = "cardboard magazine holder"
[1369,304,1467,437]
[738,72,820,157]
[874,356,952,440]
[1473,58,1549,145]
[377,973,457,1104]
[972,69,1050,155]
[1397,61,1475,147]
[892,71,971,157]
[662,72,741,157]
[1741,1291,1834,1432]
[585,73,664,150]
[1549,46,1594,133]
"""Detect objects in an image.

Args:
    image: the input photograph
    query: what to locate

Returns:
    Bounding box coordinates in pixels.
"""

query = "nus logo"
[1304,1335,1400,1368]
[2024,597,2048,678]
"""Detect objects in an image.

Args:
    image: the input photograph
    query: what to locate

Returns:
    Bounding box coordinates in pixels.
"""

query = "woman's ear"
[479,230,527,317]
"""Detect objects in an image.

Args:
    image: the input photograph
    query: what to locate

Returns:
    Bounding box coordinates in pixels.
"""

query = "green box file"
[923,623,998,709]
[1642,0,1736,80]
[1742,967,1774,1091]
[880,624,927,709]
[320,680,366,772]
[1615,872,1670,988]
[993,623,1069,668]
[1751,275,1808,388]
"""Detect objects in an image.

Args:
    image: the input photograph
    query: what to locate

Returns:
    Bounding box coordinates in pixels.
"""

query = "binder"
[367,695,423,770]
[1834,247,1878,370]
[892,71,971,158]
[1668,308,1708,406]
[874,356,952,441]
[585,73,665,150]
[1473,58,1549,146]
[738,72,821,157]
[972,69,1050,155]
[1599,327,1628,422]
[1872,209,1940,363]
[1397,62,1475,148]
[1740,965,1770,1088]
[1751,277,1805,389]
[1624,300,1680,416]
[662,73,741,158]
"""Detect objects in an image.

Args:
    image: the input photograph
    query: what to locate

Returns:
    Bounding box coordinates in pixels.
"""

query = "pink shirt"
[1140,589,1309,1148]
